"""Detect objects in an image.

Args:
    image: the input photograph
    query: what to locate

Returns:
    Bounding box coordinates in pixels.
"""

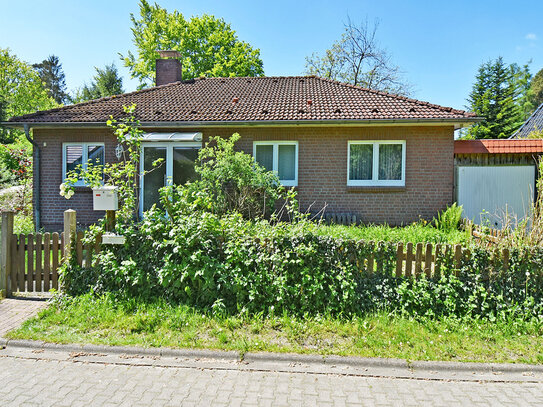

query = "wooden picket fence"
[0,210,100,297]
[390,242,508,277]
[0,210,512,298]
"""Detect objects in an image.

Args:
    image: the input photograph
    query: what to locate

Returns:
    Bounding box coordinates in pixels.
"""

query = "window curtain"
[255,145,273,171]
[349,144,373,180]
[378,144,402,180]
[278,144,296,180]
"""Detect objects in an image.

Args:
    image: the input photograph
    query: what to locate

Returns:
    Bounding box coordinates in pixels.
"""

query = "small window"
[63,143,105,186]
[253,141,298,186]
[348,141,405,186]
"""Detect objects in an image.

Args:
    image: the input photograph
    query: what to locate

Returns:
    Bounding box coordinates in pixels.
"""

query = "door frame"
[139,141,202,216]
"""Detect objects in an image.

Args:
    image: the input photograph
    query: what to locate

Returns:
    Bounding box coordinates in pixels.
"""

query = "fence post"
[63,210,76,261]
[1,211,14,298]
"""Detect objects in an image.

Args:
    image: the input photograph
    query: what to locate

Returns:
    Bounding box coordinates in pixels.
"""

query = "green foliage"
[121,0,264,87]
[433,203,463,233]
[61,104,152,226]
[183,133,289,219]
[73,63,124,103]
[530,68,543,108]
[315,221,470,245]
[33,55,70,105]
[466,58,532,139]
[0,138,33,215]
[13,293,543,364]
[13,213,34,235]
[0,48,58,142]
[61,198,543,322]
[57,108,543,324]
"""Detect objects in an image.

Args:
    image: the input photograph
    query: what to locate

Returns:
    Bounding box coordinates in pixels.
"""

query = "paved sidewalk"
[1,345,543,406]
[0,297,49,337]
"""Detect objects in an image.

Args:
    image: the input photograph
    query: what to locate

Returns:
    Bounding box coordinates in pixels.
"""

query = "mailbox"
[92,186,118,211]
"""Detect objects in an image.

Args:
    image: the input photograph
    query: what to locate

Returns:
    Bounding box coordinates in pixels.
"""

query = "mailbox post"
[92,186,125,244]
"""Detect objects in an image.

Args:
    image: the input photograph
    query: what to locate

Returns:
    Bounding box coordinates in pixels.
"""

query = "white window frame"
[253,141,298,187]
[62,142,105,187]
[139,141,201,215]
[347,140,406,187]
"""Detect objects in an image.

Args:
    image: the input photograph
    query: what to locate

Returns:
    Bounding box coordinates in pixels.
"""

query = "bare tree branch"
[304,17,412,96]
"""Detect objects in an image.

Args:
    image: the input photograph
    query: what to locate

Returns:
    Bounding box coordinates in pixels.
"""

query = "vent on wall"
[314,212,358,225]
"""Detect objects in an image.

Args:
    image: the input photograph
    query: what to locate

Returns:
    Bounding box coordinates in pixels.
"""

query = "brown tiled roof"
[454,139,543,154]
[7,76,478,125]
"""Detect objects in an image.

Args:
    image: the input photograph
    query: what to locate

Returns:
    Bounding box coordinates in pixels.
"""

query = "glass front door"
[141,144,200,213]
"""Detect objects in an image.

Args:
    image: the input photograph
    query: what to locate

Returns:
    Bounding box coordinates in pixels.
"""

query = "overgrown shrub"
[62,195,543,321]
[192,133,288,219]
[59,108,543,322]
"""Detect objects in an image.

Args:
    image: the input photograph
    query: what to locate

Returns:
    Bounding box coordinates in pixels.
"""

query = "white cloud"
[526,33,537,41]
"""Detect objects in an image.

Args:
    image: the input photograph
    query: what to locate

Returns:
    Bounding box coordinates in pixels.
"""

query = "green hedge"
[61,207,543,321]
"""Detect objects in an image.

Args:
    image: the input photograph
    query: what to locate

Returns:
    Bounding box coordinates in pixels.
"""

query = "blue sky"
[1,0,541,111]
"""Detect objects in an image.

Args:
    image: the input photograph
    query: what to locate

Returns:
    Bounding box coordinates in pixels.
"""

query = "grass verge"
[7,293,543,364]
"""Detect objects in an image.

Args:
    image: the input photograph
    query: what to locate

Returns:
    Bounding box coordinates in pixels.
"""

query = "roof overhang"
[1,117,482,131]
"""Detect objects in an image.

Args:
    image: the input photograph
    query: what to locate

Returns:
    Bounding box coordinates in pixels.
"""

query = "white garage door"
[457,166,535,228]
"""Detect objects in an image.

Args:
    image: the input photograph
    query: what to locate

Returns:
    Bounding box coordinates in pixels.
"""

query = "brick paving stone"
[2,353,543,406]
[0,297,49,337]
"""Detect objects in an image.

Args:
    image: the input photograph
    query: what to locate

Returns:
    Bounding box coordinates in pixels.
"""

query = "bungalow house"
[2,53,479,231]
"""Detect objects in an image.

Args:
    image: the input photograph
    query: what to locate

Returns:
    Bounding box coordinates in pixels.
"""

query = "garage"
[454,139,543,229]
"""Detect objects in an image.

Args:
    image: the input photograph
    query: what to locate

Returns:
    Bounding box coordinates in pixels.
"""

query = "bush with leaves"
[187,133,292,220]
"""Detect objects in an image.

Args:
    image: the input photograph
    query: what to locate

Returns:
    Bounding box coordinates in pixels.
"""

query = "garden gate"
[0,210,97,297]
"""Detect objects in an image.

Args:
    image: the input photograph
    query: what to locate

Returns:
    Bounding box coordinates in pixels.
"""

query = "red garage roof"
[454,139,543,154]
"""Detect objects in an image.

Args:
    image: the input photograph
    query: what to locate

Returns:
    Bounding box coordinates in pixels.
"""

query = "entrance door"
[141,143,200,213]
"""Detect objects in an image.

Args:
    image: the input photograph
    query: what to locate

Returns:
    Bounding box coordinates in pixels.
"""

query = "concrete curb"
[3,338,543,375]
[3,339,240,361]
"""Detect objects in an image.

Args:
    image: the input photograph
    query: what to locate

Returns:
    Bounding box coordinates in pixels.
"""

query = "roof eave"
[1,117,482,130]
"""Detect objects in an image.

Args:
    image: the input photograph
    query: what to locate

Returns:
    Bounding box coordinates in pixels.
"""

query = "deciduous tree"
[121,0,264,88]
[304,18,411,96]
[531,68,543,108]
[0,48,57,142]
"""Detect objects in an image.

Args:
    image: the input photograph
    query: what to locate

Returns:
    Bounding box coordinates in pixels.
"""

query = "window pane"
[87,145,104,167]
[278,144,296,181]
[143,147,166,212]
[255,145,273,171]
[349,144,373,180]
[173,147,199,185]
[65,145,83,178]
[378,144,402,180]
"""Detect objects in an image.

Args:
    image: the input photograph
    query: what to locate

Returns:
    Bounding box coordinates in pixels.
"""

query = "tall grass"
[315,222,470,245]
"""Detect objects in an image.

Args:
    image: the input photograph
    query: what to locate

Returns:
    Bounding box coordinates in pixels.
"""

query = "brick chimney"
[155,50,182,86]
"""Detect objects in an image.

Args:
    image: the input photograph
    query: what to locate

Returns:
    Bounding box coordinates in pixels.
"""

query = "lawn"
[314,222,471,245]
[8,294,543,365]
